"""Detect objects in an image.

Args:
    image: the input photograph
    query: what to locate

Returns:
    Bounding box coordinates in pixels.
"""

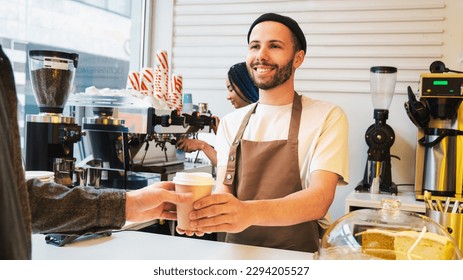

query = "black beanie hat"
[247,13,307,54]
[228,62,259,104]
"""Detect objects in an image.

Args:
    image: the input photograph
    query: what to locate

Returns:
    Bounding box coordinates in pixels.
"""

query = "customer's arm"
[28,180,191,235]
[28,179,126,235]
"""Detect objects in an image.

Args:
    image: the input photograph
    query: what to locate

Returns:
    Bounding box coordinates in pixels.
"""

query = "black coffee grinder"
[25,50,82,181]
[356,66,398,195]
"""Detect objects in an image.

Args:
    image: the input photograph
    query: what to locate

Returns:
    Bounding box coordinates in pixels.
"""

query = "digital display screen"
[433,80,449,86]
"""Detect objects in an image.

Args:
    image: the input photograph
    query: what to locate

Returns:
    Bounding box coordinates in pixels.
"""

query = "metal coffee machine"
[356,66,398,195]
[67,91,215,189]
[25,50,82,186]
[405,62,463,201]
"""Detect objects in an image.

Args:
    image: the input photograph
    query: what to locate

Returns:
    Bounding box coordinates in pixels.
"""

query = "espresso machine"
[67,91,215,189]
[356,66,398,195]
[405,61,463,201]
[25,50,82,185]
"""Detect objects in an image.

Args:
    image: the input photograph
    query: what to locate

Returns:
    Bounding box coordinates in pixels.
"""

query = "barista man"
[177,13,349,253]
[176,62,259,166]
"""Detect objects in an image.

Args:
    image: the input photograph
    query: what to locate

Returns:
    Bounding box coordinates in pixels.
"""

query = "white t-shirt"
[216,95,349,189]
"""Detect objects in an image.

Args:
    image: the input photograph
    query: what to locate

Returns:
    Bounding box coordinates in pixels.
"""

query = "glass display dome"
[315,199,462,260]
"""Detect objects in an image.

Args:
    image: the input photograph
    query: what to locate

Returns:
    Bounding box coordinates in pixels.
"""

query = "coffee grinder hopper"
[29,50,79,114]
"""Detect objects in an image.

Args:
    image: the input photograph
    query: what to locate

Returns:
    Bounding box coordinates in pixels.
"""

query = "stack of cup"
[173,172,215,231]
[156,49,169,69]
[140,67,154,96]
[170,74,183,111]
[154,50,170,108]
[126,70,141,92]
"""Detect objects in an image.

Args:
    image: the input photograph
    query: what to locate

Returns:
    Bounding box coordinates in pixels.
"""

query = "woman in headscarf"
[226,62,259,109]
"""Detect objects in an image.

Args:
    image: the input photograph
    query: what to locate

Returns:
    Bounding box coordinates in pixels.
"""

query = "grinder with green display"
[404,61,463,201]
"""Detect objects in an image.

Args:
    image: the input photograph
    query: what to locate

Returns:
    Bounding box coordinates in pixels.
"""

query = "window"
[76,0,132,17]
[0,0,145,153]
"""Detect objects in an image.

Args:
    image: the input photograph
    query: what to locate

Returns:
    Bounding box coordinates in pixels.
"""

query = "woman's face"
[226,78,250,109]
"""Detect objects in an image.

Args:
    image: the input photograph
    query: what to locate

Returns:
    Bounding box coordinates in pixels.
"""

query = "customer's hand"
[177,193,252,236]
[176,138,207,153]
[125,181,192,223]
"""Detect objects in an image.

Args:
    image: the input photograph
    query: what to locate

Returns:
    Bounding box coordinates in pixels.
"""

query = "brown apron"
[223,93,319,252]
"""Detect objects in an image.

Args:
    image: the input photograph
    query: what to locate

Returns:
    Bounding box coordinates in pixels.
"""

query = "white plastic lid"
[172,172,214,186]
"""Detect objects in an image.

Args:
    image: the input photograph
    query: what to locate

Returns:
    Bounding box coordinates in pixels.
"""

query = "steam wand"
[155,141,169,162]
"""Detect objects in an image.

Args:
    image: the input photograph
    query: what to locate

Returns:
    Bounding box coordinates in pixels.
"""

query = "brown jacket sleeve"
[28,179,126,235]
[0,44,31,260]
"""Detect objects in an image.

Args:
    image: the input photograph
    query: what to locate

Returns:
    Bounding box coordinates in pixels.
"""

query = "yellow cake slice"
[394,231,455,260]
[360,229,397,260]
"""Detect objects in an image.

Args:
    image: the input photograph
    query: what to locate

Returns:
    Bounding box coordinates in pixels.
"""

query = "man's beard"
[249,58,294,90]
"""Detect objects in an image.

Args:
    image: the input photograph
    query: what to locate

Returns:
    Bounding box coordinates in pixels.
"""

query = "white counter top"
[344,189,426,214]
[32,231,313,260]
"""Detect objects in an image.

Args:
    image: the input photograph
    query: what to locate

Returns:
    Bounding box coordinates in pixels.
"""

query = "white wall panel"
[171,0,446,100]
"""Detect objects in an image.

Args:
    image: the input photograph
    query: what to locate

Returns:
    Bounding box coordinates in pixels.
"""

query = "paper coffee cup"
[173,172,214,231]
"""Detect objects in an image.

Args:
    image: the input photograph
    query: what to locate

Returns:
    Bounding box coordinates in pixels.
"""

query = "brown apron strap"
[288,93,302,144]
[223,103,258,186]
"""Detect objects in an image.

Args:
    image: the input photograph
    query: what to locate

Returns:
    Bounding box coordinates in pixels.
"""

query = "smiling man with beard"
[177,13,349,253]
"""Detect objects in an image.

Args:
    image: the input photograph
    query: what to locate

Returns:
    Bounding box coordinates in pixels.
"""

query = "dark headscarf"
[227,62,259,104]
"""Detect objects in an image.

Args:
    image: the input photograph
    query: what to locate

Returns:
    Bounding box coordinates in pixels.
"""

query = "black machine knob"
[153,114,171,127]
[160,115,171,127]
[365,123,395,163]
[183,111,204,128]
[170,110,186,126]
[365,124,395,150]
